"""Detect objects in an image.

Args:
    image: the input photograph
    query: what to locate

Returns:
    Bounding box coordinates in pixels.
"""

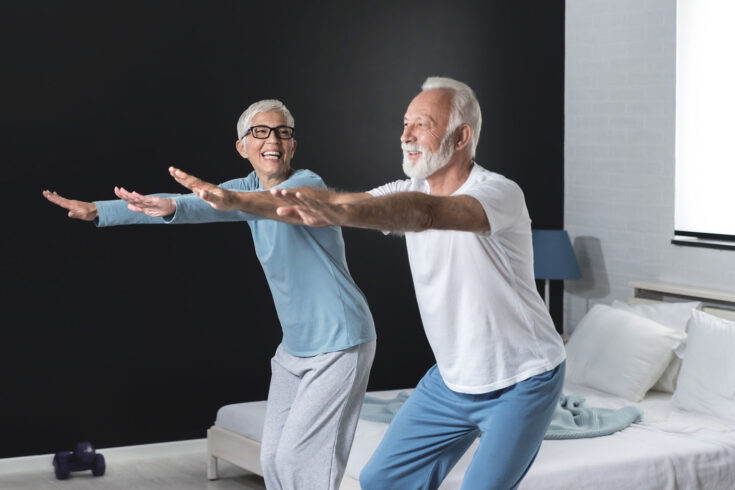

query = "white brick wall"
[564,0,735,332]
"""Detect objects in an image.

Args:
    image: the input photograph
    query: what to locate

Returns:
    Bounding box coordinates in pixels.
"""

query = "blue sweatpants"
[360,362,565,490]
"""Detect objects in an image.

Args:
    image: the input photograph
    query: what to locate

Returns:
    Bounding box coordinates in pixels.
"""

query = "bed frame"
[206,424,361,489]
[628,280,735,320]
[206,280,735,489]
[206,426,263,481]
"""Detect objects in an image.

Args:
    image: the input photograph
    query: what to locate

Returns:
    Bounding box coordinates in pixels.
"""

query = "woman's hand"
[113,187,176,216]
[42,190,98,221]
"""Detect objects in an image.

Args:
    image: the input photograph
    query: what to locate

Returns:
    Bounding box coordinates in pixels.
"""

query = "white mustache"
[401,143,426,153]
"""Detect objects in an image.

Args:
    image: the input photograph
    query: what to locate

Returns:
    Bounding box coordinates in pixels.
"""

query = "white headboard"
[629,281,735,321]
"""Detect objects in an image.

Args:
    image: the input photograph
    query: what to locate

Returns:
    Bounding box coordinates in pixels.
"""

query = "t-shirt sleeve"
[461,177,525,235]
[367,179,412,197]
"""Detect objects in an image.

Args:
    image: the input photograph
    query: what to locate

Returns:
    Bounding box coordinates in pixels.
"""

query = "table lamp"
[532,229,582,309]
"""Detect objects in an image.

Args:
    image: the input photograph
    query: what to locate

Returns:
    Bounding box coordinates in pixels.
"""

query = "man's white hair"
[236,99,295,140]
[421,77,482,158]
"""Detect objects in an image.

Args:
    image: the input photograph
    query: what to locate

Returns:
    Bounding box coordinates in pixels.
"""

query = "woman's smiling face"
[236,110,297,186]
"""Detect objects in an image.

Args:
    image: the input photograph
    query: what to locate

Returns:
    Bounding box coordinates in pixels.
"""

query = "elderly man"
[173,78,566,489]
[43,99,376,490]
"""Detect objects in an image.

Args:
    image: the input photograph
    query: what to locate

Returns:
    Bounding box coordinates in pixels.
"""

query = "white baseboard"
[0,438,206,475]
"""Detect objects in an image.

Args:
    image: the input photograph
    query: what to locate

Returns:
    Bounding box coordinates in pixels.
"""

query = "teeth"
[263,152,281,157]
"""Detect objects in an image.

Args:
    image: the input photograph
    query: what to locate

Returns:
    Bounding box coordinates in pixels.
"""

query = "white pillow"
[611,300,701,392]
[672,310,735,423]
[610,300,700,330]
[565,304,687,401]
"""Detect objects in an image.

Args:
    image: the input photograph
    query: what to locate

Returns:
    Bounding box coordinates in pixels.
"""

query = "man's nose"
[401,124,414,144]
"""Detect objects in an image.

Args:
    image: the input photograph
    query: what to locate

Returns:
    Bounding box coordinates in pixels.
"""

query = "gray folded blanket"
[360,392,642,440]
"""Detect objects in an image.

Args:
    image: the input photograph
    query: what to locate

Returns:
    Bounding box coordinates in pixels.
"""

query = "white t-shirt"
[369,163,566,394]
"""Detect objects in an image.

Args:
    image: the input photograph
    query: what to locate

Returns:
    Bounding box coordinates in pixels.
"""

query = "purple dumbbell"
[53,442,106,480]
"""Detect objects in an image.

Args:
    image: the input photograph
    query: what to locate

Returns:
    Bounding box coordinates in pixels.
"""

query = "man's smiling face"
[400,89,456,179]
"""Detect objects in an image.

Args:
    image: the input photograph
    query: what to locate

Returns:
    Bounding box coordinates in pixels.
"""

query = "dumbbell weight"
[74,442,95,466]
[53,452,71,480]
[92,453,106,476]
[52,441,105,480]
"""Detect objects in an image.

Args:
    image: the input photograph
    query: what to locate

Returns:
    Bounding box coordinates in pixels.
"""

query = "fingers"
[44,190,95,220]
[272,190,334,225]
[132,190,161,207]
[168,167,228,208]
[292,192,320,207]
[115,186,138,203]
[271,189,290,200]
[169,166,191,181]
[276,206,301,218]
[276,202,330,227]
[115,186,142,207]
[169,166,192,189]
[42,190,73,210]
[272,189,307,207]
[169,166,208,193]
[275,203,318,224]
[296,208,326,227]
[275,189,321,209]
[115,187,155,208]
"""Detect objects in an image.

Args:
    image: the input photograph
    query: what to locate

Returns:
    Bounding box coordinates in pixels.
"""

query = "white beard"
[401,133,455,180]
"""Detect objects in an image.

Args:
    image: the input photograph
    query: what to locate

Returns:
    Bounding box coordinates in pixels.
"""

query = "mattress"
[216,400,268,442]
[215,385,735,489]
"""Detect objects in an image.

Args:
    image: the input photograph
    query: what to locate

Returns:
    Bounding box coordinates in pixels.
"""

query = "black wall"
[0,1,564,458]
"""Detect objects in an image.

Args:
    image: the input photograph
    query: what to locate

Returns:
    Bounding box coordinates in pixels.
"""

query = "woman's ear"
[236,139,248,159]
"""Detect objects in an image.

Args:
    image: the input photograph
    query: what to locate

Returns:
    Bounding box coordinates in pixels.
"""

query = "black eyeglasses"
[244,125,295,140]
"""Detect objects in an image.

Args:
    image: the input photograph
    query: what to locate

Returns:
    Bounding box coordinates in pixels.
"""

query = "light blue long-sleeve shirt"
[94,169,376,357]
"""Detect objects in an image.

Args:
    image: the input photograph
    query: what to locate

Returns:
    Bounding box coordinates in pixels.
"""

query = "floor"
[0,450,266,490]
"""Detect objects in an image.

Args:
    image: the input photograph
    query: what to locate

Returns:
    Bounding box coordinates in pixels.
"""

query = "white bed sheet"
[214,386,735,489]
[215,400,268,441]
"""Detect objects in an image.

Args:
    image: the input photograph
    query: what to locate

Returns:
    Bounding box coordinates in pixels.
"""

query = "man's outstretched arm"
[273,190,490,233]
[169,166,371,223]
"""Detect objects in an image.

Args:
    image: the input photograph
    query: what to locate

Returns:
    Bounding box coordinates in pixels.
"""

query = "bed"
[206,282,735,489]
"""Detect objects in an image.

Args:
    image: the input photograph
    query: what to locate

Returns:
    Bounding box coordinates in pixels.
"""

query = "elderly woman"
[42,99,377,490]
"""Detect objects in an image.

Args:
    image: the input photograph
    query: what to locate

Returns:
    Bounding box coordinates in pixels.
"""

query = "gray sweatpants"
[260,341,376,490]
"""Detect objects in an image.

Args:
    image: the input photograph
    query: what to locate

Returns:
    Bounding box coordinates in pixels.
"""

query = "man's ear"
[235,139,248,159]
[454,124,472,151]
[291,139,298,156]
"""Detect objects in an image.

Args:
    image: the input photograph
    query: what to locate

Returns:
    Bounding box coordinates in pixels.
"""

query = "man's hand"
[272,189,347,227]
[169,166,237,211]
[114,187,176,216]
[42,190,98,221]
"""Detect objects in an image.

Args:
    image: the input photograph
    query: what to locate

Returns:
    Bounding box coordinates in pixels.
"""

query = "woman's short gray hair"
[421,77,482,158]
[236,99,295,140]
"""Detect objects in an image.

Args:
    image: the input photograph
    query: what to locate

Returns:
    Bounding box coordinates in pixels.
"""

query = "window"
[675,0,735,250]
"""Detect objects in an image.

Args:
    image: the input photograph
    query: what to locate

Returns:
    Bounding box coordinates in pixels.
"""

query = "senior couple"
[44,77,565,490]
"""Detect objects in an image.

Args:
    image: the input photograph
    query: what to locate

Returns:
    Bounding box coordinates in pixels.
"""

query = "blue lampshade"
[532,230,582,280]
